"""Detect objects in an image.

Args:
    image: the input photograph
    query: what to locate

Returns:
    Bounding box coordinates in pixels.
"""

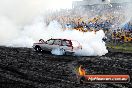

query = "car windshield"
[39,39,45,43]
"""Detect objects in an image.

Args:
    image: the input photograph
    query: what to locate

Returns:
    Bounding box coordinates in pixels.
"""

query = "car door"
[52,39,62,49]
[61,40,72,51]
[41,39,54,51]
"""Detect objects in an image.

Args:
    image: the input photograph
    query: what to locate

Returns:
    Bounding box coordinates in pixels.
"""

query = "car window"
[46,39,54,45]
[54,40,62,45]
[62,40,71,46]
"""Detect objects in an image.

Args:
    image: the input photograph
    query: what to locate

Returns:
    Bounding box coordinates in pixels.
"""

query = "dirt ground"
[0,46,132,88]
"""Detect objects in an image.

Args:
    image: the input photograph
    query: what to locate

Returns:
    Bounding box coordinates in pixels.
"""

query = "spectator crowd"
[44,3,132,42]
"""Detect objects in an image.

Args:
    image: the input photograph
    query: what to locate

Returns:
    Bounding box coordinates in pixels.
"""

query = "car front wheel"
[35,46,42,52]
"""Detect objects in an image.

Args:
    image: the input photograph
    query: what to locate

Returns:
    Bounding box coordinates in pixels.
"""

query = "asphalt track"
[0,46,132,88]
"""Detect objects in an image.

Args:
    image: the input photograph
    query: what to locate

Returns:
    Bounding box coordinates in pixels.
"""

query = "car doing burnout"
[33,38,82,55]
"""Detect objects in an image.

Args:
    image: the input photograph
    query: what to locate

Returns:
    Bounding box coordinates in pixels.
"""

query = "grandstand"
[44,0,132,42]
[72,0,132,8]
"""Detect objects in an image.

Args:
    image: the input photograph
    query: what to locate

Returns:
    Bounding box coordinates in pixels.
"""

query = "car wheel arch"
[35,45,42,52]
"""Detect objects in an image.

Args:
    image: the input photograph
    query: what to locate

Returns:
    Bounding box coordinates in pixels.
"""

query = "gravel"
[0,46,132,88]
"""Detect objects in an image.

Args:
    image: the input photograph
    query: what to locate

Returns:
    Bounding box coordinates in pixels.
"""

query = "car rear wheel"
[35,46,42,52]
[60,48,66,55]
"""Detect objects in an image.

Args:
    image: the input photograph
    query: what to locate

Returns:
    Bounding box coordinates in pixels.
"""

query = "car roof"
[48,38,71,41]
[48,39,80,43]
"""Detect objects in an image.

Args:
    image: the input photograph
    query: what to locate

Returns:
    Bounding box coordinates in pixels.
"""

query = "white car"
[33,38,82,55]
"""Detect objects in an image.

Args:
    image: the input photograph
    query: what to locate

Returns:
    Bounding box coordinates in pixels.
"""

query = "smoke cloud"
[14,20,108,56]
[0,0,48,46]
[121,1,132,27]
[0,0,48,25]
[0,0,110,56]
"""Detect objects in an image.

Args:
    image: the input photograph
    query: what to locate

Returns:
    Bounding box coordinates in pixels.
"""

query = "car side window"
[46,39,54,45]
[62,40,70,46]
[54,40,62,45]
[62,41,67,46]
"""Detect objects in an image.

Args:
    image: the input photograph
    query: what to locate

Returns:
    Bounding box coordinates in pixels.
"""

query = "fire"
[78,65,86,76]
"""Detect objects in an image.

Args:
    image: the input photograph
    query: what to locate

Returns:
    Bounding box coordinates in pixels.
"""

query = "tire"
[60,48,66,55]
[35,46,42,52]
